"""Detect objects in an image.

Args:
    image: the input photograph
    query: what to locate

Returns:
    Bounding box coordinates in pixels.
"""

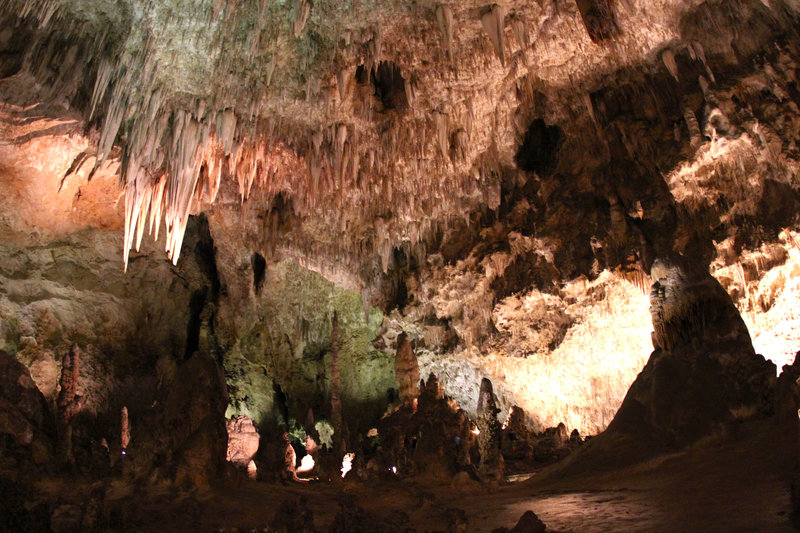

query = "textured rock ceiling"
[5,0,789,280]
[3,0,800,434]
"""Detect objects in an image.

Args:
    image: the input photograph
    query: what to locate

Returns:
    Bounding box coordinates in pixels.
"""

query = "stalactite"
[293,0,312,37]
[480,5,506,67]
[575,0,619,42]
[583,93,597,126]
[692,40,715,83]
[436,3,454,62]
[434,112,449,158]
[512,16,528,52]
[662,49,679,82]
[8,0,520,277]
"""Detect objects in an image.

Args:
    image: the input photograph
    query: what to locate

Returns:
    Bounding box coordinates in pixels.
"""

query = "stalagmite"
[330,310,345,456]
[57,343,82,462]
[120,406,130,454]
[395,333,421,405]
[683,106,704,149]
[476,377,504,482]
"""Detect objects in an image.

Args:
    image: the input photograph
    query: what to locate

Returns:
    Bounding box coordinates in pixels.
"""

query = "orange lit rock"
[225,414,260,469]
[394,332,420,405]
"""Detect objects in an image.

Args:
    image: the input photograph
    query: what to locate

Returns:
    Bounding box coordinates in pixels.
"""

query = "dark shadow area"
[576,0,620,42]
[251,252,267,295]
[355,61,408,112]
[184,287,208,361]
[515,119,564,175]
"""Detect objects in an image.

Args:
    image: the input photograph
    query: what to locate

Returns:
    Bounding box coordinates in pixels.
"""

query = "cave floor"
[179,418,796,532]
[18,418,796,532]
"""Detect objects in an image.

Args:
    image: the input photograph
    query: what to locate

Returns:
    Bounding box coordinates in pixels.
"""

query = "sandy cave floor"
[67,417,794,533]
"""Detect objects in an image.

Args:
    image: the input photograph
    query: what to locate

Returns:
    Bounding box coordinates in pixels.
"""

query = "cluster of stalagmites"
[219,370,584,491]
[0,348,232,530]
[0,316,583,504]
[4,256,797,530]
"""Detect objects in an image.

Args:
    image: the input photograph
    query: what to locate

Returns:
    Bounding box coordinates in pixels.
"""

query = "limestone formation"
[502,405,533,461]
[56,343,82,462]
[377,373,474,479]
[129,352,229,486]
[0,349,53,464]
[330,310,346,456]
[280,431,298,483]
[576,0,619,42]
[564,256,777,469]
[2,0,800,530]
[120,406,129,452]
[476,378,505,482]
[225,414,260,469]
[394,332,420,405]
[491,510,547,533]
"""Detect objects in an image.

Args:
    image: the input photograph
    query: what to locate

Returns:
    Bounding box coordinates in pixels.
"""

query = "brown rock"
[445,507,468,533]
[270,497,316,533]
[477,378,504,482]
[0,349,53,463]
[130,352,229,486]
[225,414,260,468]
[395,332,420,405]
[492,510,547,533]
[329,503,411,533]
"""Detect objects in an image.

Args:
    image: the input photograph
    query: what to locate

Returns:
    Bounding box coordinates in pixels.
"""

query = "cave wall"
[1,0,800,443]
[213,256,395,434]
[0,224,217,443]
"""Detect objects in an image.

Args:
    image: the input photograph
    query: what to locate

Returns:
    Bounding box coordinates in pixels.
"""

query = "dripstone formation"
[1,0,800,531]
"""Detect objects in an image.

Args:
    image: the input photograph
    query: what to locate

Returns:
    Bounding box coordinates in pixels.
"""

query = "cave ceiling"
[5,0,798,295]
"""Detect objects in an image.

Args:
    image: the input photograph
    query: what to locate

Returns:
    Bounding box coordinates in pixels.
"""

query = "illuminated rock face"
[567,257,777,468]
[394,332,420,405]
[1,0,800,471]
[225,414,260,469]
